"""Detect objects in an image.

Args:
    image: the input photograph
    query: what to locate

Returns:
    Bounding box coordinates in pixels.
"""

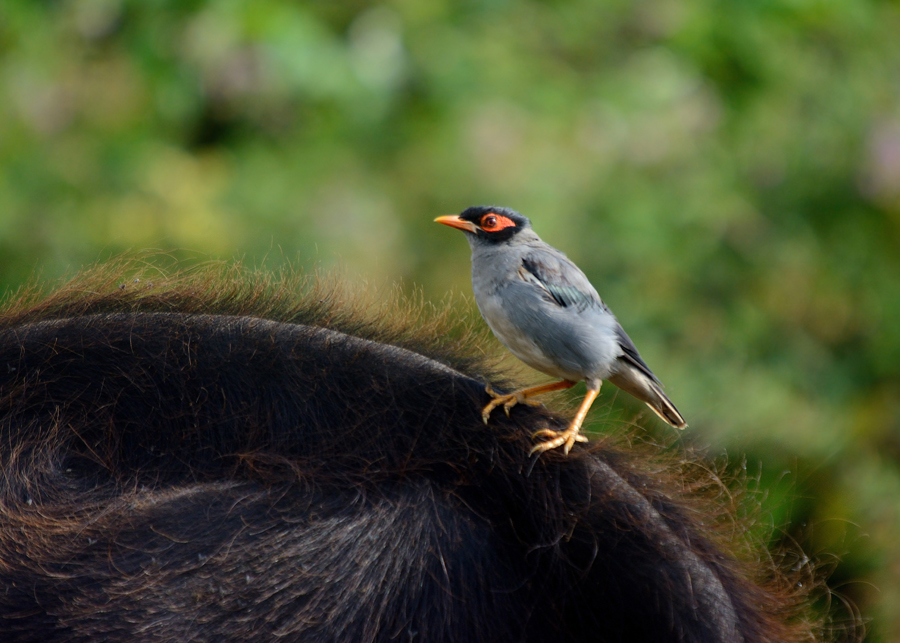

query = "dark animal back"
[0,280,821,642]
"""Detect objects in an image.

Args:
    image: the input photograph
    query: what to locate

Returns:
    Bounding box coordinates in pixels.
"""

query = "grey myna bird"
[436,205,686,455]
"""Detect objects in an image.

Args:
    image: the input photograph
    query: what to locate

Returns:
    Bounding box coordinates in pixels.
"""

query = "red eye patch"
[479,213,516,232]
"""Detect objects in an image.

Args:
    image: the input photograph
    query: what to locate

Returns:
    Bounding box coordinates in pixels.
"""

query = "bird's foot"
[481,383,542,424]
[529,426,589,456]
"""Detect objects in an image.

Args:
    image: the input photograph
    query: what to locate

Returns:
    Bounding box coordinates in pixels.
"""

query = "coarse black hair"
[0,258,834,642]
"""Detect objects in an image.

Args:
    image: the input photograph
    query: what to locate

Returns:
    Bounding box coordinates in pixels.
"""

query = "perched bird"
[436,205,686,455]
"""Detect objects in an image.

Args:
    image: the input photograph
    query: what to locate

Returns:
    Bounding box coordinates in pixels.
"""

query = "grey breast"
[470,242,622,382]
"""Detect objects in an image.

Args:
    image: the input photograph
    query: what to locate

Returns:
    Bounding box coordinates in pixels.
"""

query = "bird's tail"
[608,366,687,429]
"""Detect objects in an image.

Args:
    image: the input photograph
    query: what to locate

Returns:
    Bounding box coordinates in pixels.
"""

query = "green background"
[2,0,898,638]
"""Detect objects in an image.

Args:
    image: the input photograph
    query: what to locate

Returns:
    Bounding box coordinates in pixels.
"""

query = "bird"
[435,205,686,455]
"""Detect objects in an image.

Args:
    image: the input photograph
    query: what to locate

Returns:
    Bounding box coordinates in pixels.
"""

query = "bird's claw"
[481,383,541,423]
[529,427,589,456]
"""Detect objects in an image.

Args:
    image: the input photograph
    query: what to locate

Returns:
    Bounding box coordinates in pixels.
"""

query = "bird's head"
[435,206,531,245]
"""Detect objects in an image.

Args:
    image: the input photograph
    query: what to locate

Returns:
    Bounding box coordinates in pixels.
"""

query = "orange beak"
[434,215,478,234]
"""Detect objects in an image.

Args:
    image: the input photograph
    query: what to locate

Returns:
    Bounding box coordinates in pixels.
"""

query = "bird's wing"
[518,250,603,312]
[614,325,661,385]
[520,248,662,385]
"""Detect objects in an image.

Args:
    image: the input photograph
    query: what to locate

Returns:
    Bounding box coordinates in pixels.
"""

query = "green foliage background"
[2,0,899,638]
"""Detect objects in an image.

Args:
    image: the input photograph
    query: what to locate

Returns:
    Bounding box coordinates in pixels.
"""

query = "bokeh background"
[2,0,899,638]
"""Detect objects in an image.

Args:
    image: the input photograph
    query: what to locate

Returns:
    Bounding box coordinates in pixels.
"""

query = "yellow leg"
[530,386,600,456]
[482,380,576,424]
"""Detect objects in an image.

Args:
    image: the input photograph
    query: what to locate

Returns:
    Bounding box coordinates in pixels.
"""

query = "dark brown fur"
[0,259,824,642]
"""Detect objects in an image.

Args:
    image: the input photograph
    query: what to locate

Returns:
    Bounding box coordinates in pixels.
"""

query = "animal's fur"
[0,259,823,642]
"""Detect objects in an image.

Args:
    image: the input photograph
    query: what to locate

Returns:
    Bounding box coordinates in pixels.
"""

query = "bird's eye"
[479,213,516,232]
